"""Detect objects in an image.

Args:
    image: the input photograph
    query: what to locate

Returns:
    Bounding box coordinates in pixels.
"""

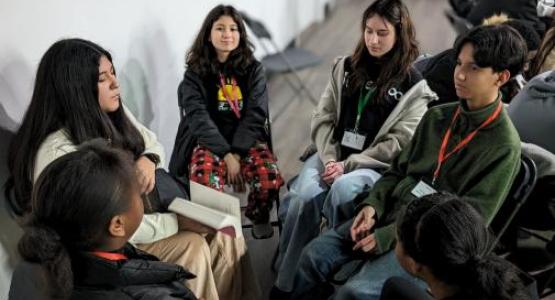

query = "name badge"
[411,180,437,198]
[341,129,366,150]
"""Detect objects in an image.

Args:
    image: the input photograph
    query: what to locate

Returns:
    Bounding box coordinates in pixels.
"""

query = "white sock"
[538,0,555,17]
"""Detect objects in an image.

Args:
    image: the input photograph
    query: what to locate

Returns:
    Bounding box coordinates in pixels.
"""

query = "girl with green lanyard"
[273,0,438,294]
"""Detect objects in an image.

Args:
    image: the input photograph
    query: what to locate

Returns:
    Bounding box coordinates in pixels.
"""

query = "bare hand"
[224,153,244,188]
[321,161,344,184]
[352,232,376,252]
[350,206,377,252]
[177,215,216,235]
[136,156,156,194]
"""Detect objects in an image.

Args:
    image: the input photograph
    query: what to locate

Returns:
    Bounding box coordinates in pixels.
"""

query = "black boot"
[247,202,274,239]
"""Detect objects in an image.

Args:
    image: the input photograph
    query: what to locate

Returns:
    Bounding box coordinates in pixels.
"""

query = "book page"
[168,198,242,238]
[189,181,241,218]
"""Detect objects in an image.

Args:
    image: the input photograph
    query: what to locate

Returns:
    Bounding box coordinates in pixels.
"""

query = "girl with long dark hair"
[6,38,156,213]
[273,0,437,293]
[527,26,555,79]
[5,38,255,300]
[10,141,196,299]
[169,4,284,239]
[385,193,529,300]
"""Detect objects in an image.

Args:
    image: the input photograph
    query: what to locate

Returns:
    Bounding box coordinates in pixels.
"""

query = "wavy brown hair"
[527,26,555,79]
[186,4,254,77]
[350,0,419,102]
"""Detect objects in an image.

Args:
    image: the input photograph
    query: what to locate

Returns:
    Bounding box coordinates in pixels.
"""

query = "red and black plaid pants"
[189,143,284,221]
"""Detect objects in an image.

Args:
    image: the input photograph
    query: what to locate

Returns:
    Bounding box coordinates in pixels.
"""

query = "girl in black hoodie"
[170,4,284,238]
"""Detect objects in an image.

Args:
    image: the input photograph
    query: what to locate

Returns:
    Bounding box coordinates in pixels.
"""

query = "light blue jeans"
[275,154,381,292]
[289,220,425,300]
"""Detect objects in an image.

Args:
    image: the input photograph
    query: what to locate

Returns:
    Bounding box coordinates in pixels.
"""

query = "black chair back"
[489,155,538,253]
[444,9,473,36]
[240,12,272,40]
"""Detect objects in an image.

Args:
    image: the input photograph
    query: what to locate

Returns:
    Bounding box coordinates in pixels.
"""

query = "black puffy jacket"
[9,244,197,300]
[71,245,197,299]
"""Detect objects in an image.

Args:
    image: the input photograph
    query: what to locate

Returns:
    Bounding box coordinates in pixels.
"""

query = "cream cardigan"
[33,105,178,245]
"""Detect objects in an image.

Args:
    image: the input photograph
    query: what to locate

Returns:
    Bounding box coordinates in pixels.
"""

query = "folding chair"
[241,12,322,104]
[489,154,538,253]
[177,81,282,240]
[488,155,555,298]
[444,9,473,36]
[448,0,477,18]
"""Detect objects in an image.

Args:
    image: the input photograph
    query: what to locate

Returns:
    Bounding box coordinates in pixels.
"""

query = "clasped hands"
[350,205,377,253]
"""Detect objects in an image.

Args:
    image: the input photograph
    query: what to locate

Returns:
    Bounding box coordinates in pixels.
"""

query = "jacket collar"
[458,96,502,127]
[73,244,195,288]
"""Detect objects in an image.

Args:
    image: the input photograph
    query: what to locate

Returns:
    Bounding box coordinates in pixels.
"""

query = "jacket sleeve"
[462,145,521,225]
[311,58,343,164]
[357,130,418,219]
[181,71,231,157]
[231,63,268,154]
[343,81,434,172]
[129,213,179,244]
[34,130,79,182]
[360,147,416,255]
[123,105,165,166]
[356,116,426,255]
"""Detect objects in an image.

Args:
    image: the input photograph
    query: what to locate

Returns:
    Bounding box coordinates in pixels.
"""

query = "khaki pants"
[136,231,260,300]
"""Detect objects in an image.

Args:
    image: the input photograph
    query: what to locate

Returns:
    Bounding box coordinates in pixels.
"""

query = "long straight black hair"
[18,140,139,299]
[5,38,145,214]
[186,4,255,77]
[349,0,419,102]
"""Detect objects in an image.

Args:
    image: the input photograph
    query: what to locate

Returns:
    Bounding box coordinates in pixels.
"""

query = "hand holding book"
[177,215,217,235]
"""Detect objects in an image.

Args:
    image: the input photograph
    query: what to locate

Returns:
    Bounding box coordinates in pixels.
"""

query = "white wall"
[0,0,333,298]
[0,0,333,162]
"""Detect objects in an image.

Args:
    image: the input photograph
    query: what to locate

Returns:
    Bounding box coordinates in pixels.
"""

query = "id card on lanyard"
[341,86,376,150]
[431,100,503,186]
[411,179,437,198]
[219,73,241,119]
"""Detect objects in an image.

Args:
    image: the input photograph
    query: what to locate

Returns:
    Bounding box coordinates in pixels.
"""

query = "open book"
[168,182,242,238]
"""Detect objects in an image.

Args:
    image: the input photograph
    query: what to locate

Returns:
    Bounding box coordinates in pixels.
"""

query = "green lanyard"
[355,87,376,131]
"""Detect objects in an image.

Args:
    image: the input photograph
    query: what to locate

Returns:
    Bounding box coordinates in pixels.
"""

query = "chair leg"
[275,193,282,235]
[539,269,555,298]
[271,244,280,273]
[269,40,319,104]
[271,192,282,272]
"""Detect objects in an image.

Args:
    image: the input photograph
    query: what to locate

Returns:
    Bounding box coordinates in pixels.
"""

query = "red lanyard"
[90,251,128,261]
[432,101,503,185]
[219,73,241,119]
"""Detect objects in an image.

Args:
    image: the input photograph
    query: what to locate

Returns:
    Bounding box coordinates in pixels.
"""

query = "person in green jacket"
[282,24,525,300]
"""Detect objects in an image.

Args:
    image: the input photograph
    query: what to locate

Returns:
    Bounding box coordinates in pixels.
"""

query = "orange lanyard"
[219,73,241,119]
[90,251,128,261]
[432,101,503,185]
